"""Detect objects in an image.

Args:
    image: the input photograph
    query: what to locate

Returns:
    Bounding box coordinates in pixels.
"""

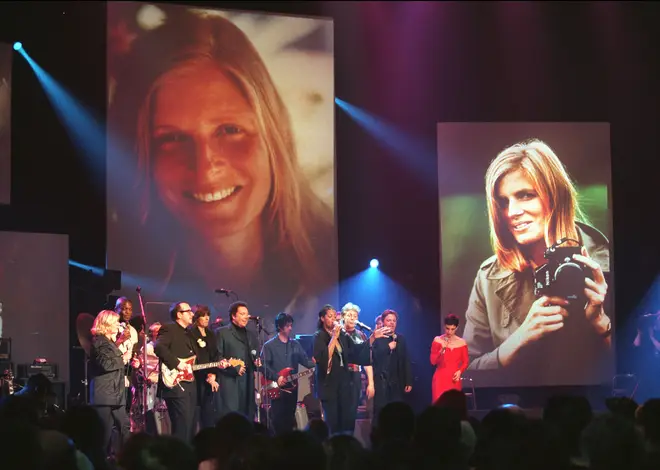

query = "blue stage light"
[13,42,22,51]
[369,259,379,269]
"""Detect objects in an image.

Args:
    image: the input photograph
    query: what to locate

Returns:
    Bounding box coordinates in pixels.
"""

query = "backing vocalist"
[371,309,412,423]
[431,314,468,403]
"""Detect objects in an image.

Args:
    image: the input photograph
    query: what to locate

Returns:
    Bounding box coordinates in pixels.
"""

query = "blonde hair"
[91,310,120,337]
[341,302,361,317]
[485,139,586,272]
[110,11,334,293]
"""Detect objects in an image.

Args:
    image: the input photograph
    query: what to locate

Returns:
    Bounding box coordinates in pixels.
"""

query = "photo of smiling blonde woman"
[106,4,336,332]
[461,138,612,384]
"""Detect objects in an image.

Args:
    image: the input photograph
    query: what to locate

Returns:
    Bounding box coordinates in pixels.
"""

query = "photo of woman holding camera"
[462,138,612,384]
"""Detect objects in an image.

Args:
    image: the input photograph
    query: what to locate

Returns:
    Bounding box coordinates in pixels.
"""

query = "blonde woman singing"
[89,310,132,453]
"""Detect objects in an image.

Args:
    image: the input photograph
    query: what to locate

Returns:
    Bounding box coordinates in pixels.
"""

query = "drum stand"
[83,355,89,404]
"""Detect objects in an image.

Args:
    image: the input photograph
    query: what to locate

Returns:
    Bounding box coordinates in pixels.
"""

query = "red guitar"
[261,367,315,400]
[161,356,243,389]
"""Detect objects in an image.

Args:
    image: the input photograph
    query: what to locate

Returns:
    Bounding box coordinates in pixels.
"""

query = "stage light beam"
[370,259,379,269]
[13,42,22,51]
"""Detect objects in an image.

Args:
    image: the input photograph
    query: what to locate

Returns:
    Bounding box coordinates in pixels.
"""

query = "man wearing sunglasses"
[154,301,197,442]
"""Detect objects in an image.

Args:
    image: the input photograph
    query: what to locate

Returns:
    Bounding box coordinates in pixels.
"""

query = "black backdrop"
[0,1,659,409]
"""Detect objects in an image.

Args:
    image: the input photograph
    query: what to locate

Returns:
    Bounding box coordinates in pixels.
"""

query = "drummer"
[132,322,171,435]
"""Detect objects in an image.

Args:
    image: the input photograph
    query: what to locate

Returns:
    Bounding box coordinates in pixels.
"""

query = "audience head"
[435,389,469,421]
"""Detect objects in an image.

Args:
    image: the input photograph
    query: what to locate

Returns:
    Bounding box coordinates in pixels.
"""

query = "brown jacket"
[463,222,611,383]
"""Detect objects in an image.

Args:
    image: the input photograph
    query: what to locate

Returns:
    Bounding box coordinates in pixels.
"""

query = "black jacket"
[89,335,126,406]
[372,333,413,388]
[216,323,259,419]
[154,322,197,398]
[313,328,368,400]
[188,326,220,376]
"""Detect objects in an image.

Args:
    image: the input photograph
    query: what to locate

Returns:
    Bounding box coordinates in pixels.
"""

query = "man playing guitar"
[261,312,315,435]
[154,302,199,442]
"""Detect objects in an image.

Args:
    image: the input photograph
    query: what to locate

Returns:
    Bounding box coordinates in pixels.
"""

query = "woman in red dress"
[431,314,469,403]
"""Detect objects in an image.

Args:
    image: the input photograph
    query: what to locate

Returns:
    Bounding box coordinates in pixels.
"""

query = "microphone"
[250,349,259,367]
[389,333,397,354]
[248,315,261,321]
[355,320,372,332]
[214,288,232,296]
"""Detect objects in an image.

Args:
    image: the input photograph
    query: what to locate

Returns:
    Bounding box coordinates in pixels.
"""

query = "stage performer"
[154,301,198,442]
[340,302,380,433]
[189,304,221,429]
[261,312,315,435]
[313,304,373,434]
[431,314,468,404]
[114,297,139,416]
[371,309,413,423]
[217,301,262,420]
[89,309,131,454]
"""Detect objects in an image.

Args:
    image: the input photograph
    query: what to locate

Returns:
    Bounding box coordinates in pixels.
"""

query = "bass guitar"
[261,367,315,400]
[161,356,244,389]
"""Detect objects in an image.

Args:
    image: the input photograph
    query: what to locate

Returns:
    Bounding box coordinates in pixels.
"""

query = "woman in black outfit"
[89,309,132,454]
[189,304,221,429]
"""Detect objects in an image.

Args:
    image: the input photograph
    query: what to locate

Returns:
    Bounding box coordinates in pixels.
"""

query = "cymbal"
[76,313,95,356]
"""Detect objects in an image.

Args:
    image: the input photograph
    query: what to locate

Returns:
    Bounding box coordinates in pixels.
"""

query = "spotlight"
[13,42,22,51]
[369,259,379,269]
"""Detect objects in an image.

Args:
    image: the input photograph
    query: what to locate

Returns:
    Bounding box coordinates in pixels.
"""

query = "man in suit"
[217,301,261,420]
[154,301,197,442]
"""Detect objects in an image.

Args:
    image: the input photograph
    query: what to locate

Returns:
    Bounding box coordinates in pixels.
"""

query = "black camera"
[533,238,590,302]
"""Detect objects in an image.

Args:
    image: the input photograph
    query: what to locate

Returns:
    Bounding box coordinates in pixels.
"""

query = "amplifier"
[17,363,59,380]
[0,338,11,360]
[0,360,12,375]
[295,334,314,359]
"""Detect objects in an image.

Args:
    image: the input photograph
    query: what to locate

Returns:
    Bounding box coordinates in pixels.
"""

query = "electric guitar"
[261,367,315,400]
[161,356,244,389]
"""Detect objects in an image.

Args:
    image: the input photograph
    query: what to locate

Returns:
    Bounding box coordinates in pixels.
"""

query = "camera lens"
[554,262,584,301]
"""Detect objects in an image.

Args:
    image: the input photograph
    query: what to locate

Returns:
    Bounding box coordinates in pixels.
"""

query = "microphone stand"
[254,317,269,428]
[136,286,149,433]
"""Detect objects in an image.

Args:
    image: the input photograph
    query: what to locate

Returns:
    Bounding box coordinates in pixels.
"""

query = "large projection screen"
[0,232,69,388]
[438,122,614,387]
[106,3,336,333]
[0,42,11,205]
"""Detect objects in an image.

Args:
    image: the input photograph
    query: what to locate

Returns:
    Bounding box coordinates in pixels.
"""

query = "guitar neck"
[286,369,314,381]
[192,362,223,371]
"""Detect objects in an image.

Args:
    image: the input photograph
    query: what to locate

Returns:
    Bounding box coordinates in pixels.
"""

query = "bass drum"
[294,403,309,430]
